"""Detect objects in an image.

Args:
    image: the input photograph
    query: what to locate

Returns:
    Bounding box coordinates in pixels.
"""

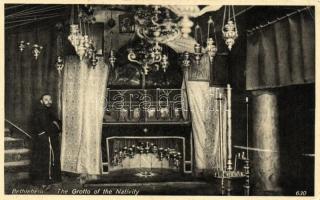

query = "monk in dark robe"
[30,94,62,188]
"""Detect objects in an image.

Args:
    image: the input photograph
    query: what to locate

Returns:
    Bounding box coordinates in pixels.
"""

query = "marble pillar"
[251,90,281,193]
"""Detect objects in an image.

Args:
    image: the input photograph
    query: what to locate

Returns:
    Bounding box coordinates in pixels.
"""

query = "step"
[5,137,25,149]
[5,171,30,182]
[5,148,31,162]
[4,160,31,172]
[5,128,11,137]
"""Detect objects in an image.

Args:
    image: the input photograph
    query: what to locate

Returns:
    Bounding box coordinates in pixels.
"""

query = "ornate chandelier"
[18,25,43,60]
[126,6,174,75]
[128,41,169,75]
[135,6,181,44]
[18,41,43,60]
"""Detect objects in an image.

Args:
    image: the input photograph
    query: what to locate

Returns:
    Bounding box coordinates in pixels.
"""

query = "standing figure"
[30,94,62,189]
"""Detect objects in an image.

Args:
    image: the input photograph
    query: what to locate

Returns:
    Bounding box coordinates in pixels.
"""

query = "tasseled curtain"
[246,10,315,90]
[61,56,109,175]
[183,54,227,172]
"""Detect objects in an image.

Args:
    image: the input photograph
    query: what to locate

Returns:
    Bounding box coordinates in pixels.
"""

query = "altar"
[101,88,193,175]
[56,4,254,195]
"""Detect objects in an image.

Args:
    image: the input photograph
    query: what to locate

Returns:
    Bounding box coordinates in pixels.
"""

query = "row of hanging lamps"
[222,5,238,51]
[18,18,43,60]
[67,5,98,67]
[190,16,218,66]
[18,41,43,60]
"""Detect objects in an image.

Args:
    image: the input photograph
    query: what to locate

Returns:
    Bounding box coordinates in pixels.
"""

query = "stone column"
[251,90,281,193]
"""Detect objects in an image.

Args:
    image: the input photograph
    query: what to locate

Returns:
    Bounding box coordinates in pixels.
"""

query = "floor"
[5,169,247,195]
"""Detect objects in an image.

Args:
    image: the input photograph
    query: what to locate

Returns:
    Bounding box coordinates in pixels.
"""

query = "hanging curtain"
[5,26,58,134]
[61,56,109,175]
[183,54,227,172]
[246,10,315,90]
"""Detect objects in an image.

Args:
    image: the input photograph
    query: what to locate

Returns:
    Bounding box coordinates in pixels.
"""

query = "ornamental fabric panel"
[246,10,315,90]
[183,55,227,172]
[61,56,109,175]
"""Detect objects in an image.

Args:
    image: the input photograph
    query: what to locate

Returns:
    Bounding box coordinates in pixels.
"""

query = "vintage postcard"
[1,0,319,200]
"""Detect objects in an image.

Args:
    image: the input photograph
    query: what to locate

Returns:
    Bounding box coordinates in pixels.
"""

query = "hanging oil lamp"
[194,23,203,65]
[109,50,116,68]
[68,5,81,52]
[56,56,64,73]
[77,36,86,60]
[206,38,218,63]
[222,6,238,51]
[206,16,218,63]
[32,44,43,60]
[68,24,81,50]
[194,43,202,65]
[161,55,169,72]
[84,34,90,48]
[223,20,238,51]
[91,52,98,68]
[18,40,30,52]
[182,51,191,69]
[107,10,116,28]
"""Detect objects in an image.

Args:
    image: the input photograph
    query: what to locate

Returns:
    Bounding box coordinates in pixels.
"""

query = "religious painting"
[119,13,135,33]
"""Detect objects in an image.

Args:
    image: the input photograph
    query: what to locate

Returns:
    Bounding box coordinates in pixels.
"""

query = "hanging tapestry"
[61,56,109,175]
[183,54,227,172]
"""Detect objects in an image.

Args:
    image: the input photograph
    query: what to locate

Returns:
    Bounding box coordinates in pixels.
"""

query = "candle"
[234,154,237,172]
[226,84,233,171]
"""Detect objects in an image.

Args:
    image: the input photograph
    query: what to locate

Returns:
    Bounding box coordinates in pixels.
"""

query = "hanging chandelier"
[126,6,173,75]
[222,6,238,51]
[135,6,181,44]
[18,41,43,60]
[128,41,169,75]
[68,5,98,67]
[18,25,43,60]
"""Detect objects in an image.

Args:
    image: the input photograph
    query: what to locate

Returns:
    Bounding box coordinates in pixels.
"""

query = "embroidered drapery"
[61,56,109,175]
[183,54,227,172]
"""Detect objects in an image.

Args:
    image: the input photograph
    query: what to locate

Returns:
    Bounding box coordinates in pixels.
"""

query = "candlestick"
[234,154,237,172]
[246,96,249,159]
[219,92,224,172]
[226,84,233,171]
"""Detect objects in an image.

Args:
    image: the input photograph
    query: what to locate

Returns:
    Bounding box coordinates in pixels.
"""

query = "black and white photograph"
[2,1,318,198]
